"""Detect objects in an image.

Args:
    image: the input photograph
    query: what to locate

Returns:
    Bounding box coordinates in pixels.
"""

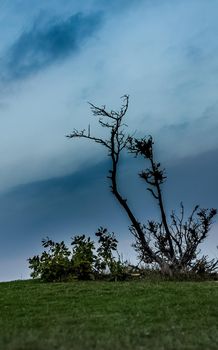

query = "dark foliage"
[95,227,128,280]
[71,235,96,280]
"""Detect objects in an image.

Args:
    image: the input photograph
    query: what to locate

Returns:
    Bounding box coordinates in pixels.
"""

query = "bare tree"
[128,136,217,274]
[67,96,217,275]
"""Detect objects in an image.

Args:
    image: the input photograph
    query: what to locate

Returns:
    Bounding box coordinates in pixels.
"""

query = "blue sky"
[0,0,218,281]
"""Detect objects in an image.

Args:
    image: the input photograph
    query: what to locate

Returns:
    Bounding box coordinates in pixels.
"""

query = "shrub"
[28,238,72,282]
[28,229,129,282]
[71,235,96,280]
[95,227,129,280]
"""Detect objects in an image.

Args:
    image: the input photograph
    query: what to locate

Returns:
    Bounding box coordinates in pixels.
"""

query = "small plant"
[95,227,128,280]
[71,235,96,280]
[28,238,72,282]
[95,227,118,272]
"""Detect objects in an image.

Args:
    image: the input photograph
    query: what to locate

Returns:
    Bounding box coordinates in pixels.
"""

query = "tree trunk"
[160,262,173,277]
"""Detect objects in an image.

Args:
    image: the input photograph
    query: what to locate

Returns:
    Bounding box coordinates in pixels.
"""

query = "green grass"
[0,279,218,350]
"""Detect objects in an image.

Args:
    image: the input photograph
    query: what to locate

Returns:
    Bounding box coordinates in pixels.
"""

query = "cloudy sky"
[0,0,218,281]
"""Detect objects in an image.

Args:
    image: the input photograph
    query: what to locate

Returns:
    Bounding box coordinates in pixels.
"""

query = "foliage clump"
[28,239,72,282]
[28,228,129,282]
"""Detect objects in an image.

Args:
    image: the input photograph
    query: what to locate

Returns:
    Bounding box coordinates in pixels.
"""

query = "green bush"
[28,229,129,282]
[28,238,73,282]
[95,227,128,280]
[71,235,96,280]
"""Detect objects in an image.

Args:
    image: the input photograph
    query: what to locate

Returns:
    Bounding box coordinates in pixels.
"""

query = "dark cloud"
[159,103,218,144]
[0,161,110,250]
[0,147,217,262]
[165,148,218,210]
[186,45,204,63]
[1,12,102,81]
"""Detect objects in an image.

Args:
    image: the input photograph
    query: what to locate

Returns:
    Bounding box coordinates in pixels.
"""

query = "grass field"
[0,279,218,350]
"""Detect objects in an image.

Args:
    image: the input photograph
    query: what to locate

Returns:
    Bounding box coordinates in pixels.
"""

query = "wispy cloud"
[0,12,102,82]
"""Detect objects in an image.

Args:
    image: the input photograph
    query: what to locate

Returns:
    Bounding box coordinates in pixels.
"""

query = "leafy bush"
[28,238,72,282]
[28,229,129,282]
[71,235,96,280]
[94,227,129,280]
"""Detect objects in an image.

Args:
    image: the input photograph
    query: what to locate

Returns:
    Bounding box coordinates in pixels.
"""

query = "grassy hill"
[0,279,218,350]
